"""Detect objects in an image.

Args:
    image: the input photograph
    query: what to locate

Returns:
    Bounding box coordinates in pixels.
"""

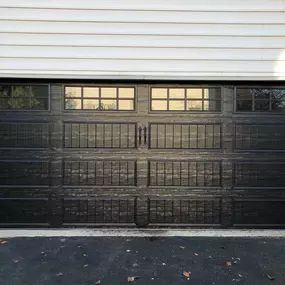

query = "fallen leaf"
[126,249,131,253]
[266,274,275,281]
[127,276,139,282]
[95,280,101,285]
[162,263,166,266]
[12,259,20,263]
[238,274,243,278]
[180,246,185,249]
[221,246,226,250]
[194,253,199,256]
[1,241,8,245]
[226,261,232,267]
[183,271,192,278]
[84,264,88,267]
[56,273,63,276]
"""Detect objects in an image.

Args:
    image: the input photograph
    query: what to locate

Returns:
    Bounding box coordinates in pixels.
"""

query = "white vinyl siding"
[0,0,285,80]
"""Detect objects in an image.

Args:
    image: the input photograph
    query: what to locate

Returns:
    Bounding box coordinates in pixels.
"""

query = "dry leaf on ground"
[226,261,232,267]
[266,274,275,281]
[180,246,185,249]
[95,280,101,285]
[183,271,192,278]
[194,253,199,256]
[1,241,8,244]
[127,276,139,282]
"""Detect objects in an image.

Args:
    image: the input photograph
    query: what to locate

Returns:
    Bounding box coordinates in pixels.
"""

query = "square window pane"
[236,88,253,100]
[118,88,134,98]
[31,85,49,98]
[204,88,221,100]
[253,89,270,100]
[187,100,203,111]
[187,88,203,99]
[271,89,285,101]
[272,101,285,112]
[236,100,252,111]
[11,86,31,98]
[118,100,134,110]
[169,89,185,99]
[169,100,185,110]
[100,99,117,110]
[0,98,9,108]
[204,100,221,111]
[31,98,49,110]
[9,97,31,108]
[65,99,82,109]
[83,87,99,98]
[255,100,270,111]
[0,86,9,97]
[101,88,117,98]
[65,87,81,98]
[152,88,167,99]
[152,100,167,110]
[83,99,99,110]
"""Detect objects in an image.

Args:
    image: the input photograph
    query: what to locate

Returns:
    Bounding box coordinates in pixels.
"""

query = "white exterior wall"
[0,0,285,80]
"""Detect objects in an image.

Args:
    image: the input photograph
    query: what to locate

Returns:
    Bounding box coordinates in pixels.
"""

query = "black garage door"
[1,82,285,228]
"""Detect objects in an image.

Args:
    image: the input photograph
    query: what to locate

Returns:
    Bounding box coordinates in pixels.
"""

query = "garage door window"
[151,87,221,112]
[0,85,49,110]
[64,86,135,111]
[236,88,285,112]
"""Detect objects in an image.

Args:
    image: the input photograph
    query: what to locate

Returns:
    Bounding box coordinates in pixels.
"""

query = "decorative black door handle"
[138,126,142,146]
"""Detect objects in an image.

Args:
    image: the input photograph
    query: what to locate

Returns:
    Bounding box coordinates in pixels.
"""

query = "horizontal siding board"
[2,71,285,81]
[3,46,285,61]
[3,22,285,37]
[0,58,283,72]
[0,46,274,60]
[1,10,285,24]
[2,34,285,49]
[0,0,283,11]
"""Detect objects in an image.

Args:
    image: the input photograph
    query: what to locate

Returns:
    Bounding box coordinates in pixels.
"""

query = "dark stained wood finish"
[1,82,285,227]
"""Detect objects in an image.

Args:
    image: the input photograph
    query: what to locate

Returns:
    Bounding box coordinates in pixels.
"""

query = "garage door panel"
[149,198,222,225]
[149,160,222,187]
[0,122,50,149]
[64,122,137,149]
[234,200,285,225]
[235,124,285,151]
[62,198,135,225]
[0,198,49,224]
[149,123,221,149]
[63,160,137,186]
[234,162,285,188]
[0,160,50,186]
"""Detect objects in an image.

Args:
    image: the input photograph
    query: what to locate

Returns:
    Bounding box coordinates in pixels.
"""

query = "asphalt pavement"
[0,236,284,285]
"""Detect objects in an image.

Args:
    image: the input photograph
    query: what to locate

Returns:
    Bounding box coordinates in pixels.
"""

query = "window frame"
[149,85,222,113]
[63,85,136,112]
[234,86,285,114]
[0,83,51,111]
